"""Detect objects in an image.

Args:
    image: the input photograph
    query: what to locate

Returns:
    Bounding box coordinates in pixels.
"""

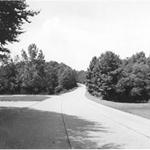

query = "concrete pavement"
[30,85,150,149]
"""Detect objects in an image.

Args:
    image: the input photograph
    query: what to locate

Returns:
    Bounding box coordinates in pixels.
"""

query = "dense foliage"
[86,51,150,103]
[74,70,86,84]
[0,44,77,94]
[0,0,38,58]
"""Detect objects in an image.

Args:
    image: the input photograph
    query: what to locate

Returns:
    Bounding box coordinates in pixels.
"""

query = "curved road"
[30,85,150,149]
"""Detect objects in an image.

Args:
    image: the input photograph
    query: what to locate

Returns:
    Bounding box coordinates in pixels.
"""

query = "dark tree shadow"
[0,107,122,149]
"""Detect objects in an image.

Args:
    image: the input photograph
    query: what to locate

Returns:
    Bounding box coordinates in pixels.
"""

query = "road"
[29,84,150,149]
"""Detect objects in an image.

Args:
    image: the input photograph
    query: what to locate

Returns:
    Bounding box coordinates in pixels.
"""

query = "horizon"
[7,0,150,71]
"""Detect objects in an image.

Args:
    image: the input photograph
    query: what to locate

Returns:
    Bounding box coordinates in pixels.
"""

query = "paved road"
[30,85,150,149]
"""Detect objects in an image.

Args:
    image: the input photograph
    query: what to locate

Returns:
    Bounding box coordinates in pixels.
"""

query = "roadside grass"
[0,108,69,149]
[85,91,150,120]
[0,95,49,101]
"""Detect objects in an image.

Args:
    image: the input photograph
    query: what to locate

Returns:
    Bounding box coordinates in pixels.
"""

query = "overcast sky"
[7,0,150,70]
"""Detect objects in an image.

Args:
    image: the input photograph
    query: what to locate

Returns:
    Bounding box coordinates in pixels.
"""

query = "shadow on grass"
[0,107,122,149]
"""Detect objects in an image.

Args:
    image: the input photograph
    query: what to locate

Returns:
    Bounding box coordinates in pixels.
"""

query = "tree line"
[86,51,150,103]
[0,44,78,94]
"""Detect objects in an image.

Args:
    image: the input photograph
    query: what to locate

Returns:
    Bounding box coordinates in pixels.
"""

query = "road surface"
[29,85,150,149]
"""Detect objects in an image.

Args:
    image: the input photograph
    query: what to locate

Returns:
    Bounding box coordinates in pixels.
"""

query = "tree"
[58,68,77,90]
[116,63,150,102]
[125,51,146,65]
[86,51,121,99]
[45,61,59,94]
[86,51,150,102]
[74,70,86,84]
[98,51,121,74]
[18,44,46,94]
[45,62,77,94]
[0,58,18,94]
[0,0,38,58]
[86,56,98,94]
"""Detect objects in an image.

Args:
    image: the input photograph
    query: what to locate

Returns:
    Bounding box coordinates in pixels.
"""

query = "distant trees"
[0,44,77,94]
[45,61,59,94]
[86,51,150,103]
[74,70,86,84]
[58,67,77,90]
[0,0,38,58]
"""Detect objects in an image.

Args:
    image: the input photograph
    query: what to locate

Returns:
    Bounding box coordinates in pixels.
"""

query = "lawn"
[86,92,150,120]
[0,95,49,101]
[0,108,70,149]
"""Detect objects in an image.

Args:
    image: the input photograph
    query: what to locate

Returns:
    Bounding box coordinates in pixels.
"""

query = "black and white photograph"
[0,0,150,149]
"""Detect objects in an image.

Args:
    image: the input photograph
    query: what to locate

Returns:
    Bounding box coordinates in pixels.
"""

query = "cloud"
[32,16,94,70]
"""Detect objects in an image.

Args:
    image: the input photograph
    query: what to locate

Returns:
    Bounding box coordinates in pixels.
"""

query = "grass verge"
[85,91,150,120]
[0,108,69,149]
[0,95,49,101]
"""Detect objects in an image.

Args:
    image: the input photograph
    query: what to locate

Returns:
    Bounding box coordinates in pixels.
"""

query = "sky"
[7,0,150,70]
